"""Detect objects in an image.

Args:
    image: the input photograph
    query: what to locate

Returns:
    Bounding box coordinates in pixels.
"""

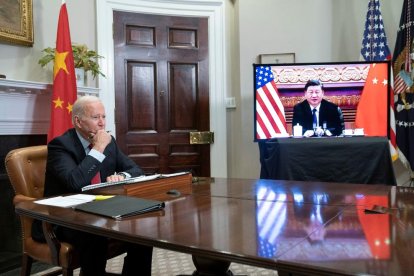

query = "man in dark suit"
[32,95,152,276]
[292,79,344,137]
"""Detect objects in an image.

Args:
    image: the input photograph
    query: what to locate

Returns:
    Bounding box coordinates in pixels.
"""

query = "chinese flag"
[355,63,388,136]
[47,1,77,143]
[357,195,390,259]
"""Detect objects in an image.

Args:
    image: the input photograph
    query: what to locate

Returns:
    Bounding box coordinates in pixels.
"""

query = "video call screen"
[253,61,391,141]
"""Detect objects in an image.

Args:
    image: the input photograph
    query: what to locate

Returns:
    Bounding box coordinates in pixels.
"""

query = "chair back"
[5,145,47,200]
[5,145,57,266]
[5,145,123,275]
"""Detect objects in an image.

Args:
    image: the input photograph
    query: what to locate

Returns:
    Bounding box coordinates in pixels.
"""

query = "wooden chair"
[5,145,123,276]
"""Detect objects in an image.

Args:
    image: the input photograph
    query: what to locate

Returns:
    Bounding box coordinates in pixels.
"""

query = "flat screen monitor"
[253,61,391,141]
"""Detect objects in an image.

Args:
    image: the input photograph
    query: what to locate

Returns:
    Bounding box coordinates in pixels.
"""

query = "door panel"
[113,12,210,176]
[170,63,197,129]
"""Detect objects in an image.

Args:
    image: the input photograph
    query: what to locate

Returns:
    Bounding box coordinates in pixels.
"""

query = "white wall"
[331,0,401,60]
[228,0,404,179]
[0,0,96,86]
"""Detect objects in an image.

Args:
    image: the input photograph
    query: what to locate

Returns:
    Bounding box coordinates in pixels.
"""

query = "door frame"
[96,0,227,177]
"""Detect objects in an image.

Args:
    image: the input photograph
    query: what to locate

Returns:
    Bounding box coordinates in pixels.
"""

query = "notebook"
[74,195,165,220]
[81,172,189,192]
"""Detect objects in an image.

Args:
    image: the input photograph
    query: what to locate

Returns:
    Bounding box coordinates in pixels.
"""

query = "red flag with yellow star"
[47,1,77,142]
[355,63,389,136]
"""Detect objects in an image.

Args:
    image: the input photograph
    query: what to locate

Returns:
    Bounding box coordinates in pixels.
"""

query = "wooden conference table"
[15,178,414,275]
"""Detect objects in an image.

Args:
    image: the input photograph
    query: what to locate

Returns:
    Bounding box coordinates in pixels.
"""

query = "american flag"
[360,0,398,160]
[256,187,287,258]
[360,0,391,60]
[255,66,288,139]
[393,0,414,173]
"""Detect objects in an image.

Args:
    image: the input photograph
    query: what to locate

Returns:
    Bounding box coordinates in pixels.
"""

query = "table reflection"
[17,178,414,275]
[395,187,414,275]
[254,180,391,261]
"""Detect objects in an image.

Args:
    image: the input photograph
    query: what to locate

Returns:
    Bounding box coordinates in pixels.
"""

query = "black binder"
[74,195,165,220]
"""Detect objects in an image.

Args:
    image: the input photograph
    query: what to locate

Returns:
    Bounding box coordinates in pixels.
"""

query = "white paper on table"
[34,194,96,207]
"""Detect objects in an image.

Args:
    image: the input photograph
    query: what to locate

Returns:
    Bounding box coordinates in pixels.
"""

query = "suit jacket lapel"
[319,100,327,123]
[68,128,88,160]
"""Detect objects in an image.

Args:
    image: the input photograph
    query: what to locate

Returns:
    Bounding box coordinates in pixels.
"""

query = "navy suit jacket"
[43,128,144,196]
[33,128,144,243]
[292,99,344,136]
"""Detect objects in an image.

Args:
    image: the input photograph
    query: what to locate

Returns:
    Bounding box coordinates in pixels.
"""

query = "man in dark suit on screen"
[292,79,344,137]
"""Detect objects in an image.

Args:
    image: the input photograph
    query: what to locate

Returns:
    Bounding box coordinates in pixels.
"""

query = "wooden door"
[113,12,210,176]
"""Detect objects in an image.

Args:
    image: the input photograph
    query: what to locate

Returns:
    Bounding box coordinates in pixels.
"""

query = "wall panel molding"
[0,79,99,135]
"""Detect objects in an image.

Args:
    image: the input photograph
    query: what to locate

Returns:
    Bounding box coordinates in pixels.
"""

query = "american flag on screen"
[255,66,288,139]
[359,0,398,160]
